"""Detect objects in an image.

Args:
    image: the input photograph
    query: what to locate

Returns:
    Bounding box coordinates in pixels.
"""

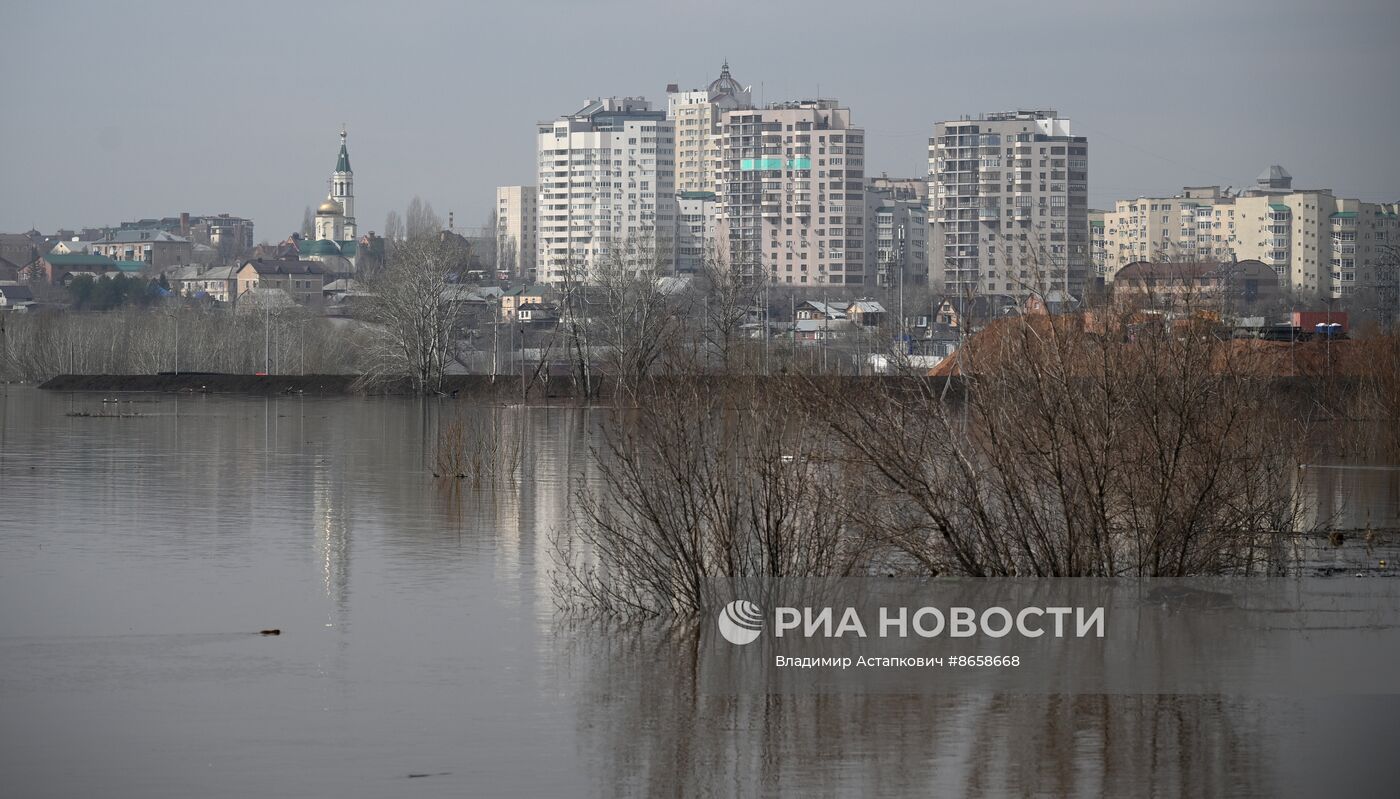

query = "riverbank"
[35,370,1365,398]
[36,373,548,399]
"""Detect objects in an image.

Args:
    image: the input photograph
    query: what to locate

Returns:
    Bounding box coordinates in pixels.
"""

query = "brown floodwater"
[1,385,1397,798]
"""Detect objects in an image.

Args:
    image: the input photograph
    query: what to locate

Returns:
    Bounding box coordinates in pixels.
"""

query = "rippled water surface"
[1,385,1397,798]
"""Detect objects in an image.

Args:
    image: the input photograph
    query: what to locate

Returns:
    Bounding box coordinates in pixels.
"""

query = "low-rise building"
[183,265,239,303]
[89,229,193,270]
[0,283,36,310]
[26,253,120,284]
[235,259,329,308]
[795,300,847,321]
[1112,259,1280,313]
[845,299,887,327]
[501,284,553,320]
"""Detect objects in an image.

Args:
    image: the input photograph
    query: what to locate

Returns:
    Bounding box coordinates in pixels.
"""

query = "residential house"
[792,318,852,343]
[235,259,328,308]
[0,232,46,272]
[515,301,558,325]
[501,284,553,321]
[184,265,239,303]
[795,300,848,322]
[1022,289,1080,316]
[89,229,193,270]
[845,299,887,327]
[49,239,94,255]
[0,283,36,310]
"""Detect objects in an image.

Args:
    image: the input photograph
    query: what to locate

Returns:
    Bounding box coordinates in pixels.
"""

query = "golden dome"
[317,197,344,215]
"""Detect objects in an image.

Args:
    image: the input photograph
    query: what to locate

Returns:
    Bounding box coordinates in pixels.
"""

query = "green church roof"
[335,142,351,173]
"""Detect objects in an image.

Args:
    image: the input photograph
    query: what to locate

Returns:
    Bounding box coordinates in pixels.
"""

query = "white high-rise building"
[717,99,867,286]
[928,110,1089,300]
[535,97,676,284]
[495,185,537,279]
[667,62,752,195]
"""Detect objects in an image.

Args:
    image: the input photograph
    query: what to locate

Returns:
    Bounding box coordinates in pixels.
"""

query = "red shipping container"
[1291,310,1348,334]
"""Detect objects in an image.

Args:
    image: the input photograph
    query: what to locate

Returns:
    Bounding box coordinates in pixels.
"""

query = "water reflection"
[0,385,1396,798]
[563,623,1294,796]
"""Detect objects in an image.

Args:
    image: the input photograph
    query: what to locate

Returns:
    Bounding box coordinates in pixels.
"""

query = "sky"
[3,0,1398,241]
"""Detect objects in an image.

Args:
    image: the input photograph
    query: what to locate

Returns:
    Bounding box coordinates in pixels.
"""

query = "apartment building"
[928,109,1089,300]
[117,213,254,255]
[667,62,752,195]
[868,174,929,204]
[1103,167,1399,300]
[1087,210,1106,283]
[865,187,928,288]
[717,99,867,285]
[675,191,718,274]
[1231,192,1398,300]
[536,97,676,284]
[495,185,537,280]
[1102,185,1234,274]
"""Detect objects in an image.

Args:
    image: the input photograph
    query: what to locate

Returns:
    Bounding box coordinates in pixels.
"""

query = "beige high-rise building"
[928,110,1090,300]
[667,62,751,195]
[1103,166,1399,300]
[495,185,536,279]
[717,99,867,285]
[1102,185,1234,275]
[1230,192,1397,300]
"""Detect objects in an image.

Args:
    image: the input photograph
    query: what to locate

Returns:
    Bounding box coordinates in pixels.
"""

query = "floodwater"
[1,385,1397,798]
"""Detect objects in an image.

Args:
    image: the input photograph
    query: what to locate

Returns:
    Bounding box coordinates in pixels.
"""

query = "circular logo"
[718,599,763,645]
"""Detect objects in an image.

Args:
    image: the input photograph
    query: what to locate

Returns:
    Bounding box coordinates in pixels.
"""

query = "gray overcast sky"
[3,0,1398,241]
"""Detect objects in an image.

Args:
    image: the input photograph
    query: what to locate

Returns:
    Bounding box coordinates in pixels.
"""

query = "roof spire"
[334,127,351,173]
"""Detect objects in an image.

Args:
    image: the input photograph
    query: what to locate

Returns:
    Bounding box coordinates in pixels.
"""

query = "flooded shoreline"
[2,385,1397,797]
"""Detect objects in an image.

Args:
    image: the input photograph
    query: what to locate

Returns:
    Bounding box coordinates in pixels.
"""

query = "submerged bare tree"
[357,235,472,393]
[808,311,1313,577]
[554,378,876,617]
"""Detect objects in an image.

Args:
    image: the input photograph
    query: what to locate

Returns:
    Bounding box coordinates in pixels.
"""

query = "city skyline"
[2,0,1397,239]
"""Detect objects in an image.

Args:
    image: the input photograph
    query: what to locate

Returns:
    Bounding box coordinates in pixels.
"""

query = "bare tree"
[553,378,875,617]
[479,211,498,270]
[405,196,443,240]
[592,233,687,399]
[695,241,766,373]
[383,210,404,242]
[805,310,1313,578]
[300,206,314,239]
[357,234,472,393]
[498,237,518,280]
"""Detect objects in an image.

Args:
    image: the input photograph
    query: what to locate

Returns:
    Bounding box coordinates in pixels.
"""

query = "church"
[297,128,373,274]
